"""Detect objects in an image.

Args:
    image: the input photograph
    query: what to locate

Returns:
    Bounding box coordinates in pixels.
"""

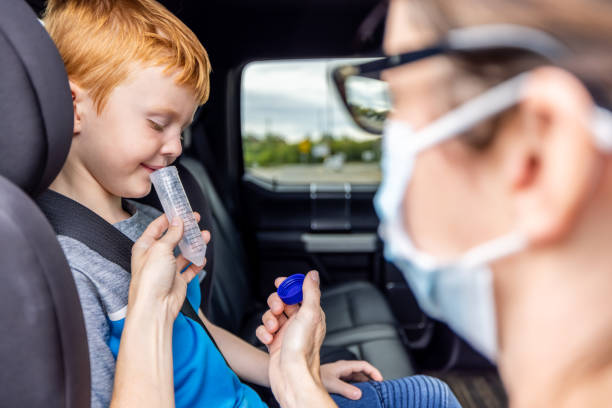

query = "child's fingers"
[256,325,273,345]
[326,378,363,400]
[348,372,372,383]
[339,360,384,382]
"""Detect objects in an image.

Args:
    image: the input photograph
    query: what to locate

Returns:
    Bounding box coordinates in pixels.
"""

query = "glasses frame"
[332,24,568,134]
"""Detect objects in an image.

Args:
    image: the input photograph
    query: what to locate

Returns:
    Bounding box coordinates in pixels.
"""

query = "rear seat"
[179,156,414,379]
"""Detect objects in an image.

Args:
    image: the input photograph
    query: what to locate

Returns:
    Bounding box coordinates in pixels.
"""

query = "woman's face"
[381,0,517,260]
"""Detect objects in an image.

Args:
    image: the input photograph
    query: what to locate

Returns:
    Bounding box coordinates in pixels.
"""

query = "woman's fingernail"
[310,270,319,282]
[172,218,180,226]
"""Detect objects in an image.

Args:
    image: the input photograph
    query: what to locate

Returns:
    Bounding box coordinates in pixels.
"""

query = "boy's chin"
[124,181,152,199]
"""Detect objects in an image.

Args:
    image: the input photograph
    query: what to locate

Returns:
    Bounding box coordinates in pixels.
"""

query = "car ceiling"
[27,0,387,66]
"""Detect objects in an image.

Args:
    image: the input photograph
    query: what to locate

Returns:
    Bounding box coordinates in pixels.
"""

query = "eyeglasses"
[332,24,568,134]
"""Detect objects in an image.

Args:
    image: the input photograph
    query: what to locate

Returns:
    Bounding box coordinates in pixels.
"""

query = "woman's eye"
[148,120,164,132]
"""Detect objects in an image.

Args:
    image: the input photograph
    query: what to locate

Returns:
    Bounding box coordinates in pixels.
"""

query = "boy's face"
[71,64,198,199]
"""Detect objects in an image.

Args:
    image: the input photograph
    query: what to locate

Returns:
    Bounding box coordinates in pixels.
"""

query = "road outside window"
[241,59,385,185]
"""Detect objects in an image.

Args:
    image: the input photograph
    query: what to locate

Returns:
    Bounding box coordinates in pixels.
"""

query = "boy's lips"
[141,164,165,173]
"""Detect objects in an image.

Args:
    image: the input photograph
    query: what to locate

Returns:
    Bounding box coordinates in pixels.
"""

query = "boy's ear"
[506,66,602,246]
[68,80,85,136]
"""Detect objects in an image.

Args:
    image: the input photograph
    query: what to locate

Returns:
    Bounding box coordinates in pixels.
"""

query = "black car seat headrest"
[0,174,90,407]
[0,1,90,407]
[0,0,72,197]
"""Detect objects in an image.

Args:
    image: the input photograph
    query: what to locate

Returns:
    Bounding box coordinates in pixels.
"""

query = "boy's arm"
[198,309,270,387]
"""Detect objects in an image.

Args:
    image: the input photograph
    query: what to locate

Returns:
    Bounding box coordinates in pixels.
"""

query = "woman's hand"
[257,275,383,401]
[256,271,337,408]
[112,212,210,408]
[129,212,210,319]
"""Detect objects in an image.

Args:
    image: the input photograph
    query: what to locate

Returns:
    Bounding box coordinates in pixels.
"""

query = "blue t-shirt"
[59,199,267,408]
[108,277,265,407]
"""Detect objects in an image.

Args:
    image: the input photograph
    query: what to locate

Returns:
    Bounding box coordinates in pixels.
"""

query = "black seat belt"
[37,189,230,367]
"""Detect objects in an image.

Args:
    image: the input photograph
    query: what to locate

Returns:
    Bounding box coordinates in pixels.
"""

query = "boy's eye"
[148,119,165,132]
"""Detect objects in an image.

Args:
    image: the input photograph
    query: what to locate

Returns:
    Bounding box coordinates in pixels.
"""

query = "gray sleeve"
[72,268,116,408]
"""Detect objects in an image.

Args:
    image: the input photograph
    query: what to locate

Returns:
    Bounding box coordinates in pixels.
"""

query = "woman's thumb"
[301,270,321,308]
[159,217,184,248]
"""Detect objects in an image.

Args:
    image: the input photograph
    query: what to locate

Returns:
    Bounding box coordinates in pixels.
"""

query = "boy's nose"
[160,135,183,159]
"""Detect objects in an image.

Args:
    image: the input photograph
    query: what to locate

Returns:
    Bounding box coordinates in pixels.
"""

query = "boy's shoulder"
[57,234,131,316]
[126,200,162,220]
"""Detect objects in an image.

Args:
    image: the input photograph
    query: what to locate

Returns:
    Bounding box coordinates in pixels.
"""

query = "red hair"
[43,0,211,113]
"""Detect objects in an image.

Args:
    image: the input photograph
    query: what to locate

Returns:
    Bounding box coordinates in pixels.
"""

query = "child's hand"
[320,360,383,400]
[129,212,210,319]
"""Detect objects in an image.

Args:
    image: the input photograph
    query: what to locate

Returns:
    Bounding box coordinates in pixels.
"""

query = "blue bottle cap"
[277,274,305,305]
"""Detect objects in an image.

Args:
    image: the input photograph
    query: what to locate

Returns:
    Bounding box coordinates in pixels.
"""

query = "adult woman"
[259,0,612,406]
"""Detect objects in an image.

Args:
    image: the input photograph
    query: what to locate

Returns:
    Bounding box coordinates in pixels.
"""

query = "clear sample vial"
[149,166,207,266]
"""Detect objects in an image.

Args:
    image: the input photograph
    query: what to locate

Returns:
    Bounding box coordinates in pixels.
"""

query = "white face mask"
[375,73,612,361]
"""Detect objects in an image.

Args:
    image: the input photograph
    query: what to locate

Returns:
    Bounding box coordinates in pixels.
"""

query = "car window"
[241,58,384,185]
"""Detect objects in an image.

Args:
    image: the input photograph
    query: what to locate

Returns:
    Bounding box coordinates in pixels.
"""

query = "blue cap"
[277,274,305,305]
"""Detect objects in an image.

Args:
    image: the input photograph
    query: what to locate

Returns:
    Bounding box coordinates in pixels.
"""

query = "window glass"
[241,59,381,185]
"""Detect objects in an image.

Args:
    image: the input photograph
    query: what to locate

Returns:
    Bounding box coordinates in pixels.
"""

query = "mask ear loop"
[591,106,612,152]
[412,72,530,154]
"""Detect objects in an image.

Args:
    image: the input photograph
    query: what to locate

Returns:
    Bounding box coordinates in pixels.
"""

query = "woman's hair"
[43,0,211,113]
[416,0,612,106]
[406,0,612,148]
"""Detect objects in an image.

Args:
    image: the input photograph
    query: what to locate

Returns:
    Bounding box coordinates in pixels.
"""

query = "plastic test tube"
[149,166,207,266]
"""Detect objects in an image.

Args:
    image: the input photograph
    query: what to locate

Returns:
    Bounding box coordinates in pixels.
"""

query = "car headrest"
[0,173,91,407]
[0,0,72,197]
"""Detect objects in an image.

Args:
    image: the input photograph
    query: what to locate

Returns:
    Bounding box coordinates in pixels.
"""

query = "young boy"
[42,1,400,407]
